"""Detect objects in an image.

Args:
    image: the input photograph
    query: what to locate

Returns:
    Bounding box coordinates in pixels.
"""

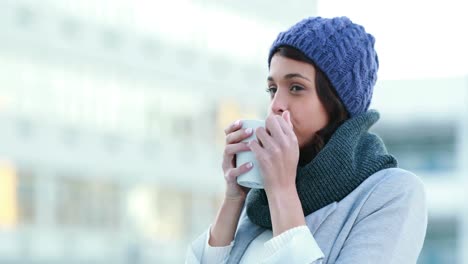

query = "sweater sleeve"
[202,226,234,264]
[185,226,234,264]
[263,225,324,264]
[335,172,428,264]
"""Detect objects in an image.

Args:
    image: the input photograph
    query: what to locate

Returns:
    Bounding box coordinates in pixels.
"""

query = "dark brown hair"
[273,46,350,166]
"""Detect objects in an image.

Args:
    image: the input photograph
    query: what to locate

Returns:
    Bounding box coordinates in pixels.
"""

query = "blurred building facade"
[0,0,467,263]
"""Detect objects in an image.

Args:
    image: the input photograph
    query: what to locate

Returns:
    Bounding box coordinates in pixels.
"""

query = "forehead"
[269,54,316,77]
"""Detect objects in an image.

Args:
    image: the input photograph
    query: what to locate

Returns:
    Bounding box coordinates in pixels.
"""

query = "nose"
[270,89,288,115]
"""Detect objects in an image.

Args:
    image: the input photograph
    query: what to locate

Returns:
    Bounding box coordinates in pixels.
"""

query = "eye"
[266,87,277,96]
[290,85,304,92]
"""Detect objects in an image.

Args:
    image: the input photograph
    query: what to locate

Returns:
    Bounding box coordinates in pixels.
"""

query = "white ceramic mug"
[236,119,265,189]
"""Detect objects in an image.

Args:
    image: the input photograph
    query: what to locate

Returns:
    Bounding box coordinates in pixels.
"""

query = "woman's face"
[267,54,329,148]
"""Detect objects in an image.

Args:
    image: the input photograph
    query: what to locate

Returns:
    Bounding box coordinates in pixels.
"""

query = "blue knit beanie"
[268,16,378,117]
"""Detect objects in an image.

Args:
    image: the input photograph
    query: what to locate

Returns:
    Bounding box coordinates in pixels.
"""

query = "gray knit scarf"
[245,110,397,229]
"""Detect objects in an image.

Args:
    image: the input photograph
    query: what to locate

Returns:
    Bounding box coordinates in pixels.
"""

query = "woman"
[186,16,427,263]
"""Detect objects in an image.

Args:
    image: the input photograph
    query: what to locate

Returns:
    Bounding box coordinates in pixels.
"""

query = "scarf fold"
[246,110,398,229]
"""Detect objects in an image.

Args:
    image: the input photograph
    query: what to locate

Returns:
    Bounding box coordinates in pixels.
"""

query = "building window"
[418,217,458,264]
[16,168,36,225]
[56,177,120,229]
[373,122,456,173]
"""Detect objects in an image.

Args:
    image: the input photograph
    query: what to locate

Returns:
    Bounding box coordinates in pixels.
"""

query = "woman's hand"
[222,120,254,201]
[248,111,305,237]
[248,111,299,194]
[209,120,254,247]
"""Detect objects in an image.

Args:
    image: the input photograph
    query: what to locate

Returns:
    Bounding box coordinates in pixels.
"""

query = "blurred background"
[0,0,467,263]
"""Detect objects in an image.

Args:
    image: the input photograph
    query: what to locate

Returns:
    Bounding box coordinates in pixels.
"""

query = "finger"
[283,111,293,128]
[224,120,241,136]
[255,127,276,151]
[224,162,254,182]
[225,127,254,144]
[222,142,251,170]
[266,115,284,139]
[248,139,268,158]
[277,113,294,136]
[224,142,250,157]
[267,116,291,148]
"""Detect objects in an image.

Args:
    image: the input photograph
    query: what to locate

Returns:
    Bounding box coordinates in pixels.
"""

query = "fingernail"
[246,162,253,168]
[245,128,253,134]
[234,120,241,127]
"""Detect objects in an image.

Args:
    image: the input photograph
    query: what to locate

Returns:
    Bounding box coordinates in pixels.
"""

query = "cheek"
[295,123,321,148]
[309,97,329,129]
[293,105,328,146]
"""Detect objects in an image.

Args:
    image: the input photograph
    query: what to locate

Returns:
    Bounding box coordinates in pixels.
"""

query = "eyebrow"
[267,73,312,82]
